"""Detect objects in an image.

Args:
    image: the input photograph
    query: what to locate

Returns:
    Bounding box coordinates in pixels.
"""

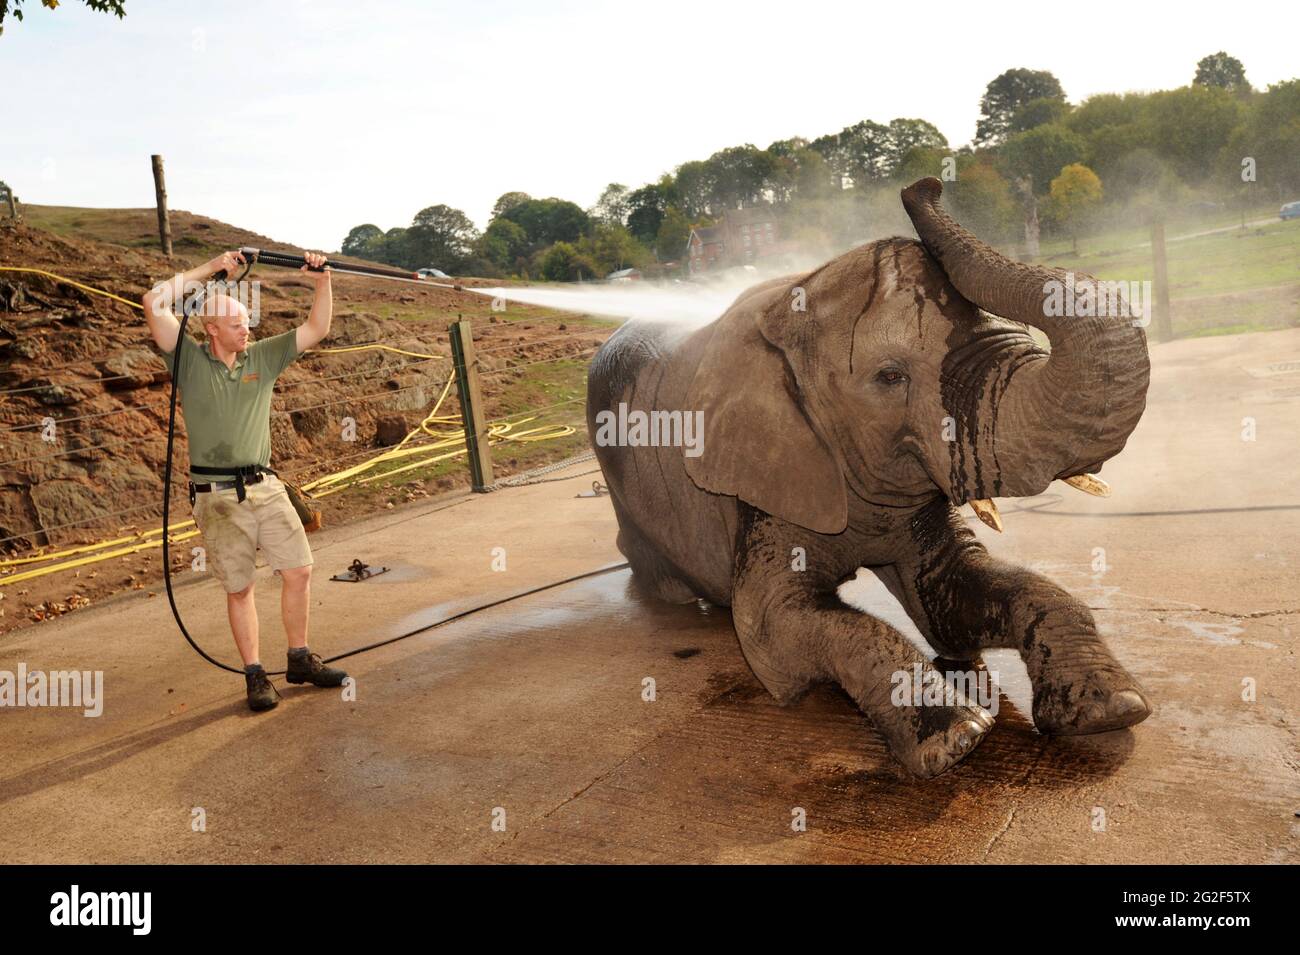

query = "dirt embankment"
[0,214,612,634]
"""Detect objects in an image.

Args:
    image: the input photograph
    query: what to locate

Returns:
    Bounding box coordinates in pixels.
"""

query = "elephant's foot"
[872,691,996,778]
[1027,639,1151,736]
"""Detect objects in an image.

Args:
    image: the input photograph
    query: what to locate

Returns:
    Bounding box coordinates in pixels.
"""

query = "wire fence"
[0,391,593,554]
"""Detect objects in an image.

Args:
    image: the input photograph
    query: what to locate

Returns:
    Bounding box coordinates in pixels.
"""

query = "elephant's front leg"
[896,500,1151,736]
[732,514,994,778]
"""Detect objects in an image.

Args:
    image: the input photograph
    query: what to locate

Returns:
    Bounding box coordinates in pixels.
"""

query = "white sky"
[2,0,1293,251]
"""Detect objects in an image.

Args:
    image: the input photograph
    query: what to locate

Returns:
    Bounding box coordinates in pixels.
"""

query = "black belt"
[188,464,277,505]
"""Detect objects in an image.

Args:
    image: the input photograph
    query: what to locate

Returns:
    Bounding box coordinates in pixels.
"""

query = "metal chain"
[479,451,598,492]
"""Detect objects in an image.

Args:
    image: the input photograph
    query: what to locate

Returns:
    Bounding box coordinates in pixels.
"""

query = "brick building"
[686,206,780,274]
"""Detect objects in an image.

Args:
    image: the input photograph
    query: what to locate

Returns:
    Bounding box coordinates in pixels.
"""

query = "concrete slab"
[1,330,1296,864]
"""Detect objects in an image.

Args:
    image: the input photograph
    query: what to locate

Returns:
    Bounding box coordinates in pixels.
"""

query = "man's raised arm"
[141,250,246,354]
[295,251,333,354]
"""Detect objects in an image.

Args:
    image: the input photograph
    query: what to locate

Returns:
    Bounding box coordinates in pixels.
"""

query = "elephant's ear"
[683,287,848,534]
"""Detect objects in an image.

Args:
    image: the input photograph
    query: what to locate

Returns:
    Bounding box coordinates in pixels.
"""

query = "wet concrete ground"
[1,329,1296,863]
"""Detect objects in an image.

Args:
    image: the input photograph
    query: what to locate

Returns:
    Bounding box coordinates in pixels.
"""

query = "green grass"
[1026,208,1300,339]
[1054,219,1300,295]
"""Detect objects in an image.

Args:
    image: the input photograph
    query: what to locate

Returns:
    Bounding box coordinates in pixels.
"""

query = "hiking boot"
[286,650,348,688]
[245,666,279,712]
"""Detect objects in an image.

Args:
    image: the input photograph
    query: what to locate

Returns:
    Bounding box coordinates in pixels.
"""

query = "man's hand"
[143,252,245,353]
[206,250,247,279]
[301,251,331,287]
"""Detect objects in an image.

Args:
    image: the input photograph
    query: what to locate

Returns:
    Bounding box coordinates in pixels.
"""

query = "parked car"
[1280,201,1300,221]
[417,267,449,279]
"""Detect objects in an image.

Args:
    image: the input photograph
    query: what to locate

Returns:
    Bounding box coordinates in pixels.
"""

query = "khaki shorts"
[190,473,313,593]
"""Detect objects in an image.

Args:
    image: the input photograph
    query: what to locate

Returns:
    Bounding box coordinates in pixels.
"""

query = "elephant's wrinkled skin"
[587,178,1152,777]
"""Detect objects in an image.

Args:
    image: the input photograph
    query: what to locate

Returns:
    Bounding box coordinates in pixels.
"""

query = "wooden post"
[1149,218,1173,342]
[1017,176,1040,260]
[0,182,16,220]
[449,319,494,491]
[150,154,173,257]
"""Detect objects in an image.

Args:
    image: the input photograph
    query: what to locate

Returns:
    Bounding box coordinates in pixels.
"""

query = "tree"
[407,204,479,273]
[376,227,412,268]
[1047,163,1103,253]
[1225,79,1300,198]
[674,160,714,218]
[625,183,669,245]
[576,223,651,274]
[654,207,691,262]
[792,147,836,200]
[1008,96,1071,135]
[0,0,124,34]
[1193,52,1250,93]
[1065,93,1144,137]
[501,197,590,249]
[892,145,949,184]
[490,191,531,221]
[591,183,630,225]
[1103,148,1182,204]
[766,137,810,158]
[975,68,1066,146]
[474,218,529,273]
[947,163,1018,243]
[1000,124,1087,195]
[826,119,892,185]
[885,118,948,172]
[1142,85,1242,182]
[702,145,776,210]
[341,224,383,258]
[540,242,599,281]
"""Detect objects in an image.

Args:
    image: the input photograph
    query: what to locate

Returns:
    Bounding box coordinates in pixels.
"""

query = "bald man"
[143,250,347,712]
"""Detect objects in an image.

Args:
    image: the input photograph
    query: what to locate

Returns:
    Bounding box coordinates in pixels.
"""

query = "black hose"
[161,307,247,674]
[161,310,626,677]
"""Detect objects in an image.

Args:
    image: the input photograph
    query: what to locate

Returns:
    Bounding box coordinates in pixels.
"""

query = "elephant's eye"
[875,367,909,386]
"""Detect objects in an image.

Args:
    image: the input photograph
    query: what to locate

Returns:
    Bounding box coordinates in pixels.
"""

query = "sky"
[2,0,1294,252]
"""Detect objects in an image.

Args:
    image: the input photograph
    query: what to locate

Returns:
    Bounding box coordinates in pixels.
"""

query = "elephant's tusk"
[1062,474,1111,498]
[968,498,1003,533]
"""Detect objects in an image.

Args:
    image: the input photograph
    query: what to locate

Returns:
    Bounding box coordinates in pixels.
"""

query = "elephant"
[586,177,1152,777]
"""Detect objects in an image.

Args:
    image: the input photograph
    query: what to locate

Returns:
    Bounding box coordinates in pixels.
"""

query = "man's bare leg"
[227,580,260,665]
[279,565,311,650]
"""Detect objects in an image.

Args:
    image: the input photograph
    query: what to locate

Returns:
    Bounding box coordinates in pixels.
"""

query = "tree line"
[342,52,1300,278]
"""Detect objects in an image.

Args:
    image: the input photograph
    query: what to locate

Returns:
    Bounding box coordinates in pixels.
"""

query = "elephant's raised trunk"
[901,177,1150,500]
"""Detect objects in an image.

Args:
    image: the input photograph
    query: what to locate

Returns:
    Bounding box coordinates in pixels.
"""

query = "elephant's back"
[587,320,694,416]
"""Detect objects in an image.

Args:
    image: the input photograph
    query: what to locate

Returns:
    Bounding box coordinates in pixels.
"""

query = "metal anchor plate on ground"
[576,481,609,498]
[330,558,390,582]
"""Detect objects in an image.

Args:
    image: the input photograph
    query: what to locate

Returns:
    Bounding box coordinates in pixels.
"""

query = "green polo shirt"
[160,328,300,483]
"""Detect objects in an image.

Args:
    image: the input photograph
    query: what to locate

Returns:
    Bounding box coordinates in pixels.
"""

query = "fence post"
[1149,217,1173,342]
[0,181,17,220]
[449,319,494,491]
[150,154,173,257]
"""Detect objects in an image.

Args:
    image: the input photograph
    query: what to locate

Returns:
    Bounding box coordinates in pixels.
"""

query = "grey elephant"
[586,177,1153,777]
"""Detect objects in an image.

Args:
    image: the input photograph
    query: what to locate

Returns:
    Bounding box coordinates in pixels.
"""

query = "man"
[142,250,347,712]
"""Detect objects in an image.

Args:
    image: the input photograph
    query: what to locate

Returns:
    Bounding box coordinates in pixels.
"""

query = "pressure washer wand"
[217,247,464,290]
